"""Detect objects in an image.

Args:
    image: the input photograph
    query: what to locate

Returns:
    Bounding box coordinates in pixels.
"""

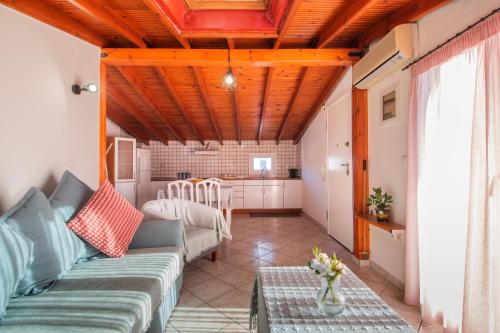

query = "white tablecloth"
[250,266,416,333]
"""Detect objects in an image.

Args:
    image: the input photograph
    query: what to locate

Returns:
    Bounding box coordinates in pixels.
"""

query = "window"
[249,153,276,175]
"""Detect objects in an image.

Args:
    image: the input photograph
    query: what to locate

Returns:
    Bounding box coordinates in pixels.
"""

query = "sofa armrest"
[129,218,185,249]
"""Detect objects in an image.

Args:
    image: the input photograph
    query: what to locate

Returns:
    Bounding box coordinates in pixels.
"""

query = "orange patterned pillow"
[68,180,143,257]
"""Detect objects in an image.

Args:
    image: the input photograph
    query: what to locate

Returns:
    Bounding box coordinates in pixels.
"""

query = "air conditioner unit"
[353,24,416,89]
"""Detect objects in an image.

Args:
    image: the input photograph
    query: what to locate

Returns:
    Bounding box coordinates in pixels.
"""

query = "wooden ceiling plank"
[316,0,378,49]
[107,108,149,144]
[257,67,274,143]
[276,67,311,144]
[66,0,148,48]
[192,67,224,144]
[0,0,107,47]
[227,38,236,49]
[273,0,301,49]
[100,48,362,67]
[155,67,205,145]
[108,86,170,145]
[293,66,348,143]
[116,66,186,145]
[358,0,452,47]
[141,0,192,48]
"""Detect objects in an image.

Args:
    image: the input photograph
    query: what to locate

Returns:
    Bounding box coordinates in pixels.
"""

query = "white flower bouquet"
[308,247,344,304]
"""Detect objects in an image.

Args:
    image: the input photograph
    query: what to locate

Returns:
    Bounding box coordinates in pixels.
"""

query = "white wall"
[0,6,100,212]
[301,108,328,227]
[367,0,499,284]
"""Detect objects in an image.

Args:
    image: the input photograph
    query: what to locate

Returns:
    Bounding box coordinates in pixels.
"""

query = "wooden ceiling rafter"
[155,67,205,145]
[273,0,301,49]
[100,48,362,67]
[192,68,224,144]
[293,66,348,143]
[316,0,379,49]
[107,86,170,145]
[141,0,192,49]
[106,108,149,144]
[116,66,186,145]
[275,67,312,145]
[66,0,149,48]
[257,67,274,144]
[358,0,452,47]
[232,90,242,145]
[0,0,107,47]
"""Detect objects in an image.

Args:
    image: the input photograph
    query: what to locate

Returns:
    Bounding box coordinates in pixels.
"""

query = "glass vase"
[316,277,345,315]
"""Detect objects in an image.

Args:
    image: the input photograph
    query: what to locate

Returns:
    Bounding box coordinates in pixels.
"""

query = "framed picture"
[382,90,396,121]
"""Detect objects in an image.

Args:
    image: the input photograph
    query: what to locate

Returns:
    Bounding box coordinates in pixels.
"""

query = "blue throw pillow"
[49,171,99,260]
[0,188,79,296]
[0,223,33,319]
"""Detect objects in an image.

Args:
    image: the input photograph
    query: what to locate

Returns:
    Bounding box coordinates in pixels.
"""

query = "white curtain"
[405,13,499,332]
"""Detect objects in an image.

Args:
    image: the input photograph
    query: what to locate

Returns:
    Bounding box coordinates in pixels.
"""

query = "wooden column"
[352,87,369,260]
[99,63,107,185]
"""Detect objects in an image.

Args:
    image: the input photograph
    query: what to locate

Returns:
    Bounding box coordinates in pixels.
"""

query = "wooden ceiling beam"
[192,68,224,144]
[257,67,274,143]
[107,108,150,144]
[155,67,205,145]
[0,0,107,47]
[227,38,236,49]
[141,0,191,49]
[273,0,301,49]
[358,0,452,47]
[276,67,312,145]
[293,66,348,143]
[116,66,186,145]
[232,91,242,145]
[316,0,378,49]
[67,0,148,48]
[108,86,170,145]
[100,48,362,67]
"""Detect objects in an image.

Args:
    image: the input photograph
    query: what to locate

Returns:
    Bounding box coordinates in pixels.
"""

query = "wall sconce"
[72,83,98,95]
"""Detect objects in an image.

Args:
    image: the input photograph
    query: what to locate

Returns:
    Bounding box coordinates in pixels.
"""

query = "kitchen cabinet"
[263,185,284,208]
[244,185,263,209]
[106,137,136,206]
[284,179,303,208]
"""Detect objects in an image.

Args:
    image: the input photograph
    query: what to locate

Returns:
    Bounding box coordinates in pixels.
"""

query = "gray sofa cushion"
[49,171,99,260]
[0,247,183,333]
[0,188,82,296]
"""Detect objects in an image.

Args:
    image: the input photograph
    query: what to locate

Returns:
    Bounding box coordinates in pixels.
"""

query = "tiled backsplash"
[150,140,301,178]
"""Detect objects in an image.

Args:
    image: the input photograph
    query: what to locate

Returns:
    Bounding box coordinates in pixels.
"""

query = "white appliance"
[136,148,152,209]
[353,24,416,89]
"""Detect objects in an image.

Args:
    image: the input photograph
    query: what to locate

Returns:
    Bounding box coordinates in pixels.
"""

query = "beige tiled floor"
[167,214,428,333]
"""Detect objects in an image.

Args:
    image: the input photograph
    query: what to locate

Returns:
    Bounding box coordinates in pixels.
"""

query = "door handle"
[341,163,350,176]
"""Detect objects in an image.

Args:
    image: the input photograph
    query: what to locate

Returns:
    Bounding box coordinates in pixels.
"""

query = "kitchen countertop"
[151,176,302,181]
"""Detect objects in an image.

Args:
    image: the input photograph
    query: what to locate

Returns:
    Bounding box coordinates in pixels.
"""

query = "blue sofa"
[0,171,185,333]
[0,218,184,333]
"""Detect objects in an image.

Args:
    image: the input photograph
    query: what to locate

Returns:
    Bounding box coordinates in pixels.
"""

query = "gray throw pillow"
[49,171,99,260]
[0,188,79,296]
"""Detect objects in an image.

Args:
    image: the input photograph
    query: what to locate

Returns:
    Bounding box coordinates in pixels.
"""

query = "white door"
[115,182,136,207]
[263,186,284,208]
[327,92,354,252]
[283,180,303,208]
[137,149,151,208]
[244,186,263,208]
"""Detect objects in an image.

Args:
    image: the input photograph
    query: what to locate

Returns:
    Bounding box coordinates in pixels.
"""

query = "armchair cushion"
[129,218,185,250]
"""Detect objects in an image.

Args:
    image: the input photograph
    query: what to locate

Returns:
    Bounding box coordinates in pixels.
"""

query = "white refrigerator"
[136,148,152,209]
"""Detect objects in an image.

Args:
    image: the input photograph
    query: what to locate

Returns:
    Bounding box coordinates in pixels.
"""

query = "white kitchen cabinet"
[284,179,303,208]
[263,185,284,208]
[244,186,264,208]
[106,137,136,183]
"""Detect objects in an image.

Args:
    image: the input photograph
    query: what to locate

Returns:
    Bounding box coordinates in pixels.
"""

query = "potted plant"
[367,187,393,222]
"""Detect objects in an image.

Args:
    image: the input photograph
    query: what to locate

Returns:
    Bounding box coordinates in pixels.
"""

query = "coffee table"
[250,266,416,333]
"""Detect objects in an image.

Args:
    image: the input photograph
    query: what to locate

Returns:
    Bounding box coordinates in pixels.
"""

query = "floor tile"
[177,289,205,308]
[208,288,252,320]
[183,267,214,289]
[217,267,255,287]
[216,322,249,333]
[187,277,235,302]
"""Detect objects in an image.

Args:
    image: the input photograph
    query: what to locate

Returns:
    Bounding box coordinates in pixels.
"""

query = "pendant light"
[221,49,237,91]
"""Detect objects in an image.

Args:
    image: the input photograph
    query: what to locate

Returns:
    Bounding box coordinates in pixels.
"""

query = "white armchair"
[142,198,231,262]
